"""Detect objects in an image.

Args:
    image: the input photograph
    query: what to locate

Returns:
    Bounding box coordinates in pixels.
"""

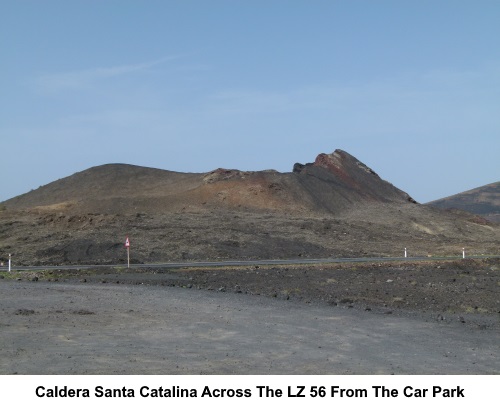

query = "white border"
[1,375,498,404]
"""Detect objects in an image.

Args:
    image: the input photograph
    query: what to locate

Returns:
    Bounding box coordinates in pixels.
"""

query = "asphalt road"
[3,254,500,272]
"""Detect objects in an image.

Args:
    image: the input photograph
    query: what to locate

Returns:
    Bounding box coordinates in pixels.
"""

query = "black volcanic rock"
[292,162,312,173]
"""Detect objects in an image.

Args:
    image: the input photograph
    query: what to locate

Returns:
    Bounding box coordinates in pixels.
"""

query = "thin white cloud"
[35,55,182,93]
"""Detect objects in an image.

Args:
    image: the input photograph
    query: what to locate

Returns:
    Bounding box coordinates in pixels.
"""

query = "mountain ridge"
[3,149,416,215]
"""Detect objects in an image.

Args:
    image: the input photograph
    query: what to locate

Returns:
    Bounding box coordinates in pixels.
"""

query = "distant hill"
[427,182,500,223]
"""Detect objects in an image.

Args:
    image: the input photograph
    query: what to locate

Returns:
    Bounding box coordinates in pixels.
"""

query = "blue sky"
[1,1,499,203]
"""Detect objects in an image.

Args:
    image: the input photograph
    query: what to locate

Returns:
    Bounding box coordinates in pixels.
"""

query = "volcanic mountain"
[4,150,415,215]
[427,182,500,223]
[1,150,498,265]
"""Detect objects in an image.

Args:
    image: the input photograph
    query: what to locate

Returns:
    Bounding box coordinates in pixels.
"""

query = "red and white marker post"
[125,236,130,268]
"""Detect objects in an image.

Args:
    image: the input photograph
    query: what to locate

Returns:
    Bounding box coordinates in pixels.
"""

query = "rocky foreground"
[1,258,499,374]
[5,257,499,326]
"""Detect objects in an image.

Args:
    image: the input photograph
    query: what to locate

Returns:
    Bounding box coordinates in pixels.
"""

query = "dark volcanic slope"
[427,182,500,223]
[3,150,415,215]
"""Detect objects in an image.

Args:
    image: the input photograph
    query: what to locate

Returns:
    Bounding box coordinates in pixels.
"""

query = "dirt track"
[1,259,499,375]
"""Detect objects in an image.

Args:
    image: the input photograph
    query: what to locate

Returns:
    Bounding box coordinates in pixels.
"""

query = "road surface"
[4,254,500,272]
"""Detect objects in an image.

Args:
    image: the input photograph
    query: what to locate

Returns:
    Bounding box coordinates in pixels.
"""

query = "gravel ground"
[1,262,499,374]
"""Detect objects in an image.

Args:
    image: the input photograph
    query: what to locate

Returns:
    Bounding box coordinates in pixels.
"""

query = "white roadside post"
[404,248,407,258]
[125,237,130,268]
[8,254,11,272]
[462,248,465,259]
